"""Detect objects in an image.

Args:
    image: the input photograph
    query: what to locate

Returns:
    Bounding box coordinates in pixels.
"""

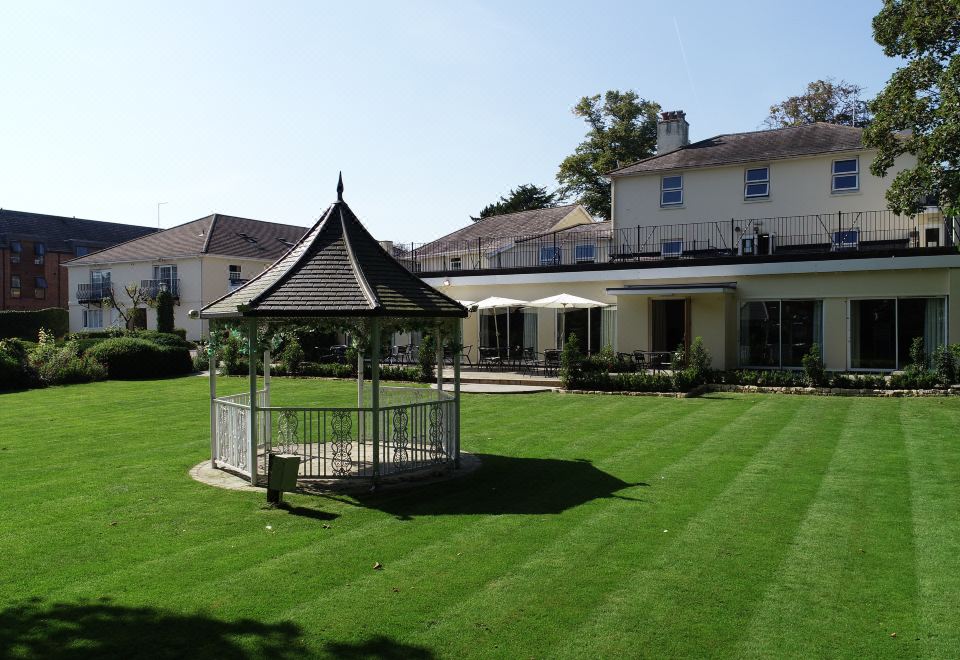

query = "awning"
[606,282,737,296]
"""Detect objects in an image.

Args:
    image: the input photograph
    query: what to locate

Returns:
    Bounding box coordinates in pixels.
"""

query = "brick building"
[0,209,156,311]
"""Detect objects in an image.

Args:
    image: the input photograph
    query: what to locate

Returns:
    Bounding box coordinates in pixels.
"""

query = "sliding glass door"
[850,297,946,370]
[739,299,823,368]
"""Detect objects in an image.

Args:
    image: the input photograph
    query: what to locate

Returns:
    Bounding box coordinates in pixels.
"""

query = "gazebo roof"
[201,178,467,319]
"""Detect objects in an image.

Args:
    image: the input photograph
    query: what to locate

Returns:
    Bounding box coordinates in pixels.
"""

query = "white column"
[263,348,271,453]
[454,318,462,468]
[247,319,259,485]
[370,319,381,479]
[209,341,217,469]
[436,323,444,397]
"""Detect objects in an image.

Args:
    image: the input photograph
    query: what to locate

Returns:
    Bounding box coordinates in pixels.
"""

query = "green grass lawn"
[2,377,959,659]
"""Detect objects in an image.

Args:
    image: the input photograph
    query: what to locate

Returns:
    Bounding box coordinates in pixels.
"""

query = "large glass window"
[832,158,859,192]
[744,167,770,199]
[849,297,947,370]
[739,299,823,368]
[660,175,683,206]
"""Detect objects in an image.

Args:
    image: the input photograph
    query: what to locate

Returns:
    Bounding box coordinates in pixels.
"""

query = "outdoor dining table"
[635,351,675,371]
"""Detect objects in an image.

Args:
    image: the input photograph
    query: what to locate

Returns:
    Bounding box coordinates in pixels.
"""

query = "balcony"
[140,279,181,300]
[402,209,959,276]
[76,283,113,304]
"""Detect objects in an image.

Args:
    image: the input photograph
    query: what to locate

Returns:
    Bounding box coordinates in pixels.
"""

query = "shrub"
[279,337,305,374]
[133,330,192,350]
[156,289,175,333]
[193,341,211,372]
[298,361,355,378]
[418,334,436,383]
[29,332,106,385]
[932,344,957,385]
[86,337,192,379]
[890,370,939,389]
[0,339,38,390]
[907,336,927,372]
[0,308,69,340]
[801,343,827,386]
[686,337,711,382]
[559,333,584,389]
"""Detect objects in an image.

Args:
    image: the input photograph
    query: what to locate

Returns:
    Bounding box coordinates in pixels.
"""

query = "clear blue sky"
[0,1,900,242]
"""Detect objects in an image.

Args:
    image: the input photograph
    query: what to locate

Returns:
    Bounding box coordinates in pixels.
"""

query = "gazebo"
[198,176,468,485]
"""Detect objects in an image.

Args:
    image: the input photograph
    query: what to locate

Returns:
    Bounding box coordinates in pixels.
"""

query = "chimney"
[656,110,689,154]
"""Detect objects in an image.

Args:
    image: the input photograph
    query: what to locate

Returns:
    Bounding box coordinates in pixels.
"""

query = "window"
[153,264,178,294]
[10,241,21,264]
[74,246,90,257]
[539,246,561,265]
[849,297,946,370]
[744,167,769,199]
[660,175,683,206]
[739,299,823,368]
[83,308,104,329]
[10,275,21,298]
[34,276,47,299]
[34,242,45,265]
[575,244,596,263]
[832,158,859,192]
[450,257,462,270]
[228,264,242,282]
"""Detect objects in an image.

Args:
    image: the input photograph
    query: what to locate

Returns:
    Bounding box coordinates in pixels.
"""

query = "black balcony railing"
[140,279,181,299]
[397,209,958,275]
[76,283,113,304]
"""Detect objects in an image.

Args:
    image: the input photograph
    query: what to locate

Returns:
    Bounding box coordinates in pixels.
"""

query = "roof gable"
[609,123,865,176]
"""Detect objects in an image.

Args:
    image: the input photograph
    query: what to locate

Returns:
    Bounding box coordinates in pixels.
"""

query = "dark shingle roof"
[201,199,467,319]
[0,209,157,252]
[608,123,865,176]
[66,214,308,265]
[415,204,589,256]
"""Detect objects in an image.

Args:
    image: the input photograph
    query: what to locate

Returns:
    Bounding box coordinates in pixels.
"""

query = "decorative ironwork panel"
[215,401,248,473]
[330,410,353,476]
[276,410,300,454]
[392,407,410,470]
[429,403,446,462]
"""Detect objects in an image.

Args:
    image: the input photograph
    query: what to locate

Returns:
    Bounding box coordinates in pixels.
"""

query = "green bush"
[890,370,940,389]
[801,343,827,386]
[86,337,192,379]
[932,344,957,385]
[0,308,69,340]
[29,332,106,386]
[907,336,927,372]
[298,361,355,378]
[418,334,436,382]
[559,333,584,389]
[155,289,175,333]
[133,330,191,350]
[193,340,211,371]
[0,339,38,390]
[279,337,305,374]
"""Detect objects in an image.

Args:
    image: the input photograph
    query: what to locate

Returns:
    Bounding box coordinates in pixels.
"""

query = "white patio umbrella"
[525,293,607,354]
[472,296,528,357]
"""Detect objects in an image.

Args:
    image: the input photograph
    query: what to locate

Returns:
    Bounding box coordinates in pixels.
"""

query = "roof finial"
[337,171,344,202]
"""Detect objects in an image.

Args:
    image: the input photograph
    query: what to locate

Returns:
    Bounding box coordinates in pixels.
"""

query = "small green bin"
[268,453,301,492]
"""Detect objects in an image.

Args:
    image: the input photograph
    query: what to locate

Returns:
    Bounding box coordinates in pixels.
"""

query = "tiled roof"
[415,204,590,256]
[608,123,865,176]
[0,209,157,252]
[202,198,467,319]
[65,214,308,265]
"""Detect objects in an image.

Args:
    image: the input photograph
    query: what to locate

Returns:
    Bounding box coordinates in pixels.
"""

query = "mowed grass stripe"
[738,398,920,657]
[900,401,960,656]
[556,396,850,658]
[407,396,791,655]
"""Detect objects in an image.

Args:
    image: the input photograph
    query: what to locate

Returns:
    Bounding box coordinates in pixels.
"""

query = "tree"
[864,0,960,216]
[557,91,660,220]
[103,283,152,330]
[764,78,871,128]
[471,184,557,221]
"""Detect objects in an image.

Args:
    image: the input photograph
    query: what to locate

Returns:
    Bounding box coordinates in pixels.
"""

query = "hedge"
[85,337,192,379]
[0,308,69,340]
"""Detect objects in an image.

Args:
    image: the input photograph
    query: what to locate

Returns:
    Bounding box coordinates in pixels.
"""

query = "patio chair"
[519,347,540,375]
[478,347,501,371]
[543,349,562,376]
[459,345,473,368]
[632,350,647,372]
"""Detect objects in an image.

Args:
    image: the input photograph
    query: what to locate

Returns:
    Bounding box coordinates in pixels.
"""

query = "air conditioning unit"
[738,233,775,256]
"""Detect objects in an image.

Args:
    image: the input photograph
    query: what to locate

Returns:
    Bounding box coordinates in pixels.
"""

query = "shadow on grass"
[0,597,305,659]
[275,502,338,521]
[323,635,435,659]
[341,454,646,520]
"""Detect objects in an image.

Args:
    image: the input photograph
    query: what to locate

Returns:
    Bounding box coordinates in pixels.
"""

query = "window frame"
[34,276,48,299]
[660,175,683,207]
[847,296,949,371]
[539,246,561,265]
[228,264,242,282]
[738,298,824,369]
[34,242,46,265]
[831,157,860,193]
[449,256,462,271]
[10,274,21,298]
[10,241,21,264]
[574,243,596,263]
[744,166,770,199]
[83,308,104,329]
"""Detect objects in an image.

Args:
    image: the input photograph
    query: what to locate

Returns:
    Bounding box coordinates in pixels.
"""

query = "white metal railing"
[213,388,268,476]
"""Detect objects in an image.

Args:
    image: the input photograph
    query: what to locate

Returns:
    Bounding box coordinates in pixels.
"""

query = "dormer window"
[660,175,683,207]
[832,158,859,192]
[744,167,770,199]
